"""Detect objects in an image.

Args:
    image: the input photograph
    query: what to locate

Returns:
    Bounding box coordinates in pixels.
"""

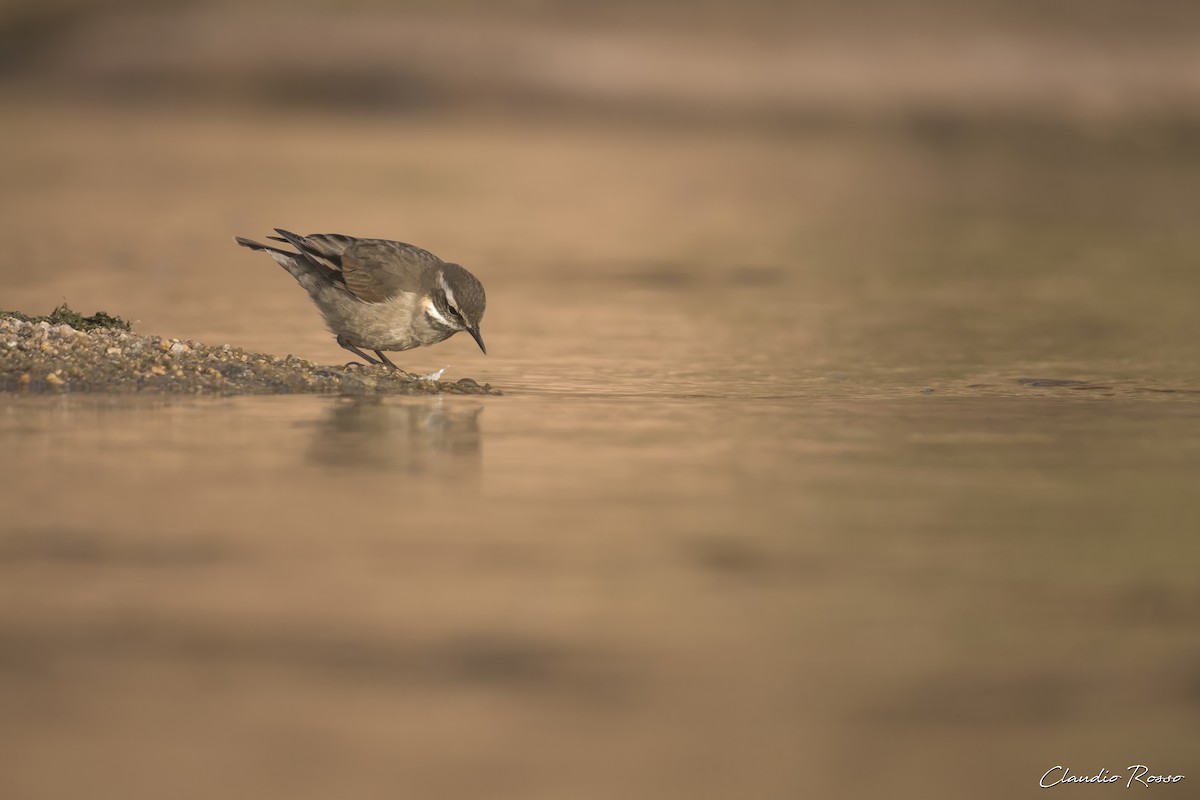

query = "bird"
[234,229,486,371]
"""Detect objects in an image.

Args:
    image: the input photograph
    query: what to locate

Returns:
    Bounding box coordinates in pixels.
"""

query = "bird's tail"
[268,229,353,272]
[233,235,292,256]
[233,233,344,297]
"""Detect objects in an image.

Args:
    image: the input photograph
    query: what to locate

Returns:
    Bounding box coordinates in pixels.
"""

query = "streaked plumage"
[234,228,486,369]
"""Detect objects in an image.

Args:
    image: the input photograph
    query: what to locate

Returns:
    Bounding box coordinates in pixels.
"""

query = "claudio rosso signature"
[1041,765,1186,788]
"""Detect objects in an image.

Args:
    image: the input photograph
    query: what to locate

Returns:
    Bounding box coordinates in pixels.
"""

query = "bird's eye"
[447,306,462,319]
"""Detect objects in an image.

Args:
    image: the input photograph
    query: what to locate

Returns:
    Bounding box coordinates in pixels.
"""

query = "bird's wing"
[277,232,354,266]
[269,230,441,303]
[269,230,353,272]
[339,239,443,303]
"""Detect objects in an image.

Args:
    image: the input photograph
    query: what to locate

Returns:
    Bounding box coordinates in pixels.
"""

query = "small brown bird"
[234,229,486,370]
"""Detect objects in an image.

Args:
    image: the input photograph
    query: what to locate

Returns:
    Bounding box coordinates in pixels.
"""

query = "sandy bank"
[0,307,499,396]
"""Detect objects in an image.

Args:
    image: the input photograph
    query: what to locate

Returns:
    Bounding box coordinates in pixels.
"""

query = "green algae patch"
[1,303,132,332]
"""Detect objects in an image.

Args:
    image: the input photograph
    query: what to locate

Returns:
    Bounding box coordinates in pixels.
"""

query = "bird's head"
[424,263,487,354]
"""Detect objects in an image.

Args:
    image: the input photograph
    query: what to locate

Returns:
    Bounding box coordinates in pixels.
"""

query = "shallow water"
[3,106,1200,798]
[4,315,1200,799]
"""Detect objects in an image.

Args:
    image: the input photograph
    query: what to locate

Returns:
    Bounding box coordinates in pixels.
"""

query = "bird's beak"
[467,325,486,354]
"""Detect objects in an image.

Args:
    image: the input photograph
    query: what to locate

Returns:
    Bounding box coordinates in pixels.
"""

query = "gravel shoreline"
[0,310,499,396]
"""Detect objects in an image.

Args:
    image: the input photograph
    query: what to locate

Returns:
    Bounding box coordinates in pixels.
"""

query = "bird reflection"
[307,396,483,476]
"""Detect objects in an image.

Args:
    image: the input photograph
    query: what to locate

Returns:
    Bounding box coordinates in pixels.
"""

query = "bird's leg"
[337,337,383,367]
[374,350,416,378]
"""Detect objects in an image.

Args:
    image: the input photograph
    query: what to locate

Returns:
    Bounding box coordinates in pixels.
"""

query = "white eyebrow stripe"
[423,297,456,328]
[439,273,457,309]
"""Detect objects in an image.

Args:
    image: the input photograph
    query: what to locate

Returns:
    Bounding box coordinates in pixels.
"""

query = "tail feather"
[272,228,347,272]
[233,235,290,254]
[235,231,346,291]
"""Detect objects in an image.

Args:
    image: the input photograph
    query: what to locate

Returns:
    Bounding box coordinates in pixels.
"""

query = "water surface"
[3,104,1200,799]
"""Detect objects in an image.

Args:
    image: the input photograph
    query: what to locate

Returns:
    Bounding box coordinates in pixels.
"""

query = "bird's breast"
[314,291,448,351]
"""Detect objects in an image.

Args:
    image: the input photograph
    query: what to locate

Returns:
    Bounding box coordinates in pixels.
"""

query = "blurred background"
[2,1,1200,798]
[2,0,1200,377]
